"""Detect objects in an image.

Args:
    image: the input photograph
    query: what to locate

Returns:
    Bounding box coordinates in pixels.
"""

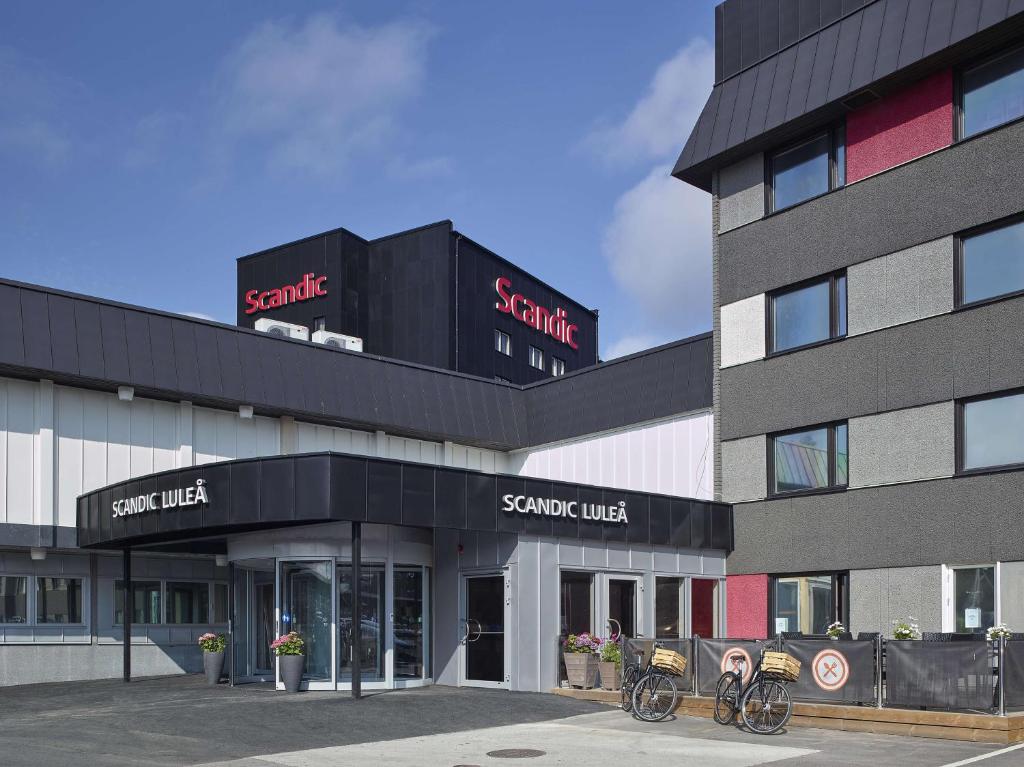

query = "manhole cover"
[485,749,546,759]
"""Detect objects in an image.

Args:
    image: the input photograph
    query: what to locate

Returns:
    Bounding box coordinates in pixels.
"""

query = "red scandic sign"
[812,648,850,691]
[719,647,753,683]
[244,273,328,315]
[494,277,579,350]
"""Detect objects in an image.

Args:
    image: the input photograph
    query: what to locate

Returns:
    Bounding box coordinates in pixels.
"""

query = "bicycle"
[619,640,681,722]
[713,644,797,735]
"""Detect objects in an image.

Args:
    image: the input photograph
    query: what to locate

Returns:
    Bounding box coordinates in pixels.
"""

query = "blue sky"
[0,1,717,360]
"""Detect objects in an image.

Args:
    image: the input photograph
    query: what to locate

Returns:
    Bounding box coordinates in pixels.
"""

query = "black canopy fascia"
[76,451,733,552]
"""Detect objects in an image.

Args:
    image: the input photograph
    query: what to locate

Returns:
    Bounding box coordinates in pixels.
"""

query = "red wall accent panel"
[726,573,768,639]
[846,69,953,183]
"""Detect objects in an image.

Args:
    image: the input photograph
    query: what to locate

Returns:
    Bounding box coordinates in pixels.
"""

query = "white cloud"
[182,311,219,323]
[582,39,714,165]
[603,334,662,361]
[602,164,712,334]
[386,154,454,181]
[217,14,434,175]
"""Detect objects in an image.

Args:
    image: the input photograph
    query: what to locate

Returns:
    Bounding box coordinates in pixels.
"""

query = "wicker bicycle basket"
[651,647,688,676]
[762,651,801,682]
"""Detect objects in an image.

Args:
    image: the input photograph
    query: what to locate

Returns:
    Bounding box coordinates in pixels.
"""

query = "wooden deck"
[551,689,1024,744]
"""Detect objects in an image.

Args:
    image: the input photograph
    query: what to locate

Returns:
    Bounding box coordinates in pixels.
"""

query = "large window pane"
[774,427,830,493]
[772,280,831,352]
[0,576,28,623]
[963,46,1024,138]
[963,392,1024,470]
[281,561,333,682]
[394,566,427,679]
[773,575,834,635]
[655,578,682,638]
[835,423,849,486]
[165,581,209,624]
[559,571,593,635]
[961,220,1024,305]
[115,580,161,624]
[338,563,386,682]
[954,567,995,633]
[37,578,83,624]
[772,133,830,210]
[213,583,228,623]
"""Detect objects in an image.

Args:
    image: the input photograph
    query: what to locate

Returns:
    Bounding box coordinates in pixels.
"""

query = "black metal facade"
[236,221,598,384]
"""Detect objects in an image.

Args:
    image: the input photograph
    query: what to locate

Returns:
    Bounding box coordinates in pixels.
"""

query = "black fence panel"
[622,637,695,693]
[1004,640,1024,707]
[886,641,994,710]
[696,638,766,695]
[781,639,876,704]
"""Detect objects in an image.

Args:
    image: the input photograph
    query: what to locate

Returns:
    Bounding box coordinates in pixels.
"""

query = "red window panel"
[846,69,953,184]
[724,573,768,639]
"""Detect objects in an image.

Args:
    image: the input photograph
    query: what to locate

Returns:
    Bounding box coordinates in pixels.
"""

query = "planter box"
[598,661,620,691]
[563,653,598,690]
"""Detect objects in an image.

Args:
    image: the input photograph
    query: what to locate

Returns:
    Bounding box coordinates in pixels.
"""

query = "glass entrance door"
[232,560,275,682]
[607,578,638,638]
[280,560,334,688]
[337,563,386,683]
[462,574,507,687]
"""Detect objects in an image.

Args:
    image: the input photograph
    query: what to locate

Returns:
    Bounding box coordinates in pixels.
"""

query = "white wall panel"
[509,412,713,499]
[192,406,279,465]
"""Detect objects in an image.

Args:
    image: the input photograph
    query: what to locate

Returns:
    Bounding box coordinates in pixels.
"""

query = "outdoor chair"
[921,632,952,642]
[780,631,804,639]
[857,631,880,641]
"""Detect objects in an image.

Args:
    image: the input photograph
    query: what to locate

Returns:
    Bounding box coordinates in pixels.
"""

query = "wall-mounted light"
[30,547,47,561]
[118,386,134,402]
[215,554,228,567]
[239,405,254,419]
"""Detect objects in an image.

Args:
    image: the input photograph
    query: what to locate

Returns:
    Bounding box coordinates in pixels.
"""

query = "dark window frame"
[494,329,511,357]
[767,571,849,638]
[954,212,1024,310]
[765,123,846,215]
[765,270,847,357]
[528,345,544,370]
[955,41,1024,143]
[955,387,1024,476]
[767,420,849,499]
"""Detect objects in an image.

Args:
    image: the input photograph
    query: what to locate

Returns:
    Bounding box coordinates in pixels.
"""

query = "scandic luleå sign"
[244,273,328,315]
[501,494,628,525]
[495,277,579,350]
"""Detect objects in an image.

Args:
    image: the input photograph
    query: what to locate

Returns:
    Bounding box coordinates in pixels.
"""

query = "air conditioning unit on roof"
[254,318,309,341]
[312,330,363,352]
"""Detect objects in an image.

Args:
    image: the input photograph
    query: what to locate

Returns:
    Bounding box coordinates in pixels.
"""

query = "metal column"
[998,635,1006,717]
[875,634,884,709]
[228,561,235,687]
[123,547,132,683]
[352,521,361,700]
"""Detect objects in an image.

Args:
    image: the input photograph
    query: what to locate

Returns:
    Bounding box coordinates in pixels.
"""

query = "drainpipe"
[123,547,132,683]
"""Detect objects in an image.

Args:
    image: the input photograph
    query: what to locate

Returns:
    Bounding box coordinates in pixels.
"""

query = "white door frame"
[597,572,644,639]
[459,570,510,689]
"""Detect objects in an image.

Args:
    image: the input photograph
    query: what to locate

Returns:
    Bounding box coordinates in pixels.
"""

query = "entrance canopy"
[76,451,733,551]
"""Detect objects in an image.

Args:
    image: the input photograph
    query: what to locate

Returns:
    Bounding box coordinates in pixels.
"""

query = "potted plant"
[198,632,227,686]
[562,633,600,689]
[598,638,622,691]
[987,623,1012,641]
[892,616,921,640]
[271,631,306,692]
[825,621,845,640]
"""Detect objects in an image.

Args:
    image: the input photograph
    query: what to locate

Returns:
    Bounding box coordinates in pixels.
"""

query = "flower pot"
[563,653,598,690]
[203,650,225,686]
[598,661,620,691]
[280,654,305,693]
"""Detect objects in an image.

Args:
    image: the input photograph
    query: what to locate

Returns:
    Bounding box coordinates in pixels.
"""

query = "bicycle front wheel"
[739,678,792,735]
[620,665,639,712]
[713,671,741,724]
[631,671,678,722]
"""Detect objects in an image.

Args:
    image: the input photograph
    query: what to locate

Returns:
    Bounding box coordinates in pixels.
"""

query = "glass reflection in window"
[773,575,833,635]
[962,391,1024,470]
[960,219,1024,306]
[962,46,1024,138]
[37,578,83,624]
[0,576,28,623]
[115,580,161,625]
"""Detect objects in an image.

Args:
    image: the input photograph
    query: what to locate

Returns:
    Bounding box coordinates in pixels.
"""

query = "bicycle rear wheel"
[713,671,741,724]
[620,665,639,712]
[739,677,792,735]
[631,671,678,722]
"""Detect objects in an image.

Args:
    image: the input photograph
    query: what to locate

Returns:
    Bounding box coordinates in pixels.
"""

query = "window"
[213,583,229,623]
[771,573,847,636]
[551,357,566,377]
[313,317,326,332]
[495,329,511,356]
[559,571,593,635]
[769,272,847,354]
[960,44,1024,139]
[952,566,995,633]
[770,422,848,495]
[36,578,83,624]
[957,217,1024,307]
[960,390,1024,472]
[114,580,161,625]
[655,577,683,638]
[528,345,544,370]
[165,581,210,624]
[0,576,28,623]
[768,126,845,212]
